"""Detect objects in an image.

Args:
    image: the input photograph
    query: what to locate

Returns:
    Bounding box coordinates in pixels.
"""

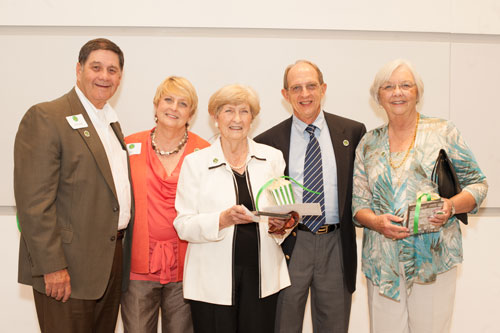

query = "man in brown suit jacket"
[14,38,134,332]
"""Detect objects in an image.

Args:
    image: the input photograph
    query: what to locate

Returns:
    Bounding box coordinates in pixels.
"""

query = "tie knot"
[305,124,316,137]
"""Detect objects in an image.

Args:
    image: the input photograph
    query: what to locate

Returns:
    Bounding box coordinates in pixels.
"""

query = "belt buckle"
[316,225,328,234]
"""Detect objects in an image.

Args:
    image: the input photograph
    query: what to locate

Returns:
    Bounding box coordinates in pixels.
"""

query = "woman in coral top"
[121,76,209,333]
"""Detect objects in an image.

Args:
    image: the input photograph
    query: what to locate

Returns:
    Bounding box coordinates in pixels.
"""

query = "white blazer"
[174,137,291,305]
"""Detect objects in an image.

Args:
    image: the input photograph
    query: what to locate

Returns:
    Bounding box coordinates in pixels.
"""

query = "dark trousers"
[33,238,123,333]
[190,266,278,333]
[275,229,352,333]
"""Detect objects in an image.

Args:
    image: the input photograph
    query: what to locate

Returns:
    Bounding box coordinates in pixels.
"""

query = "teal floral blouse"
[352,114,488,300]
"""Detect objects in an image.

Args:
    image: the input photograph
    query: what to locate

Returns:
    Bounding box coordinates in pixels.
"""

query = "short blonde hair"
[153,76,198,116]
[370,59,424,104]
[208,84,261,118]
[283,60,324,90]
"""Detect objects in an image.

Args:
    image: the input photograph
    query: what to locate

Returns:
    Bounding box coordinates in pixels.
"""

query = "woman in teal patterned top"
[352,59,488,333]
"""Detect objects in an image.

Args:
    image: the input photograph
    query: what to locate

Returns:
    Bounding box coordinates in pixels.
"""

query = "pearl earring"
[154,116,158,123]
[215,122,218,128]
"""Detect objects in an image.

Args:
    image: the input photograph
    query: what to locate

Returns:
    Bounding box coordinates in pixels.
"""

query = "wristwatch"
[449,200,456,217]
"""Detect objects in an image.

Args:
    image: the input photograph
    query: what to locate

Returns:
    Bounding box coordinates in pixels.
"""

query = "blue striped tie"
[302,124,326,233]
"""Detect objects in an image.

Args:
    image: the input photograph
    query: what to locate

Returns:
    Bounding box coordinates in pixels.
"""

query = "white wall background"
[2,0,500,332]
[1,28,499,207]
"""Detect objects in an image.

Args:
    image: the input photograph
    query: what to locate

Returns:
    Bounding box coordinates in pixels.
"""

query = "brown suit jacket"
[14,88,134,300]
[254,112,366,293]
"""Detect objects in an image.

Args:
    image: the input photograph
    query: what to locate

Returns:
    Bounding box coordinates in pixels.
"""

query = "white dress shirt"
[75,86,131,230]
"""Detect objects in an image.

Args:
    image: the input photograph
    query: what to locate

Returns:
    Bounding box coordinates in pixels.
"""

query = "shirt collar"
[208,136,266,170]
[74,85,119,124]
[292,110,325,136]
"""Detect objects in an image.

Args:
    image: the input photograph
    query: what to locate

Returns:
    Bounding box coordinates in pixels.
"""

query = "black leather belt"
[117,229,125,240]
[298,223,339,234]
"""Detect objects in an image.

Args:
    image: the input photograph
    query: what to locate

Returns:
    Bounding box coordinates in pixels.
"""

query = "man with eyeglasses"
[255,60,366,332]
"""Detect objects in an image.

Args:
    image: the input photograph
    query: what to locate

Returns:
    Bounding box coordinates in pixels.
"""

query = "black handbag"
[431,149,468,224]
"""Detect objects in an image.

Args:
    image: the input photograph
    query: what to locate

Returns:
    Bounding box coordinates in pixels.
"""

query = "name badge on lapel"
[126,143,142,155]
[66,114,88,129]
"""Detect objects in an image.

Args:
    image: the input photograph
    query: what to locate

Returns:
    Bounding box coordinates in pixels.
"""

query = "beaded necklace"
[151,127,188,156]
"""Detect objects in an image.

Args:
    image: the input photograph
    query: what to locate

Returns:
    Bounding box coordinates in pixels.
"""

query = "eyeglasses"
[380,82,416,92]
[288,83,320,94]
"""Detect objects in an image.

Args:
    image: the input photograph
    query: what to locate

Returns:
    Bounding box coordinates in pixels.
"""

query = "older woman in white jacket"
[174,84,292,333]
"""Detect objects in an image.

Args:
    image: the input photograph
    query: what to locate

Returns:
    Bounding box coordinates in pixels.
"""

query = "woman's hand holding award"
[254,176,322,235]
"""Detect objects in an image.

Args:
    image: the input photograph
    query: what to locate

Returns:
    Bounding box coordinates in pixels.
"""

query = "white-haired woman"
[174,84,293,333]
[352,59,487,333]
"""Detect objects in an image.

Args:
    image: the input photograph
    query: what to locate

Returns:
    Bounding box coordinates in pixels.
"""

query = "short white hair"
[370,59,424,104]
